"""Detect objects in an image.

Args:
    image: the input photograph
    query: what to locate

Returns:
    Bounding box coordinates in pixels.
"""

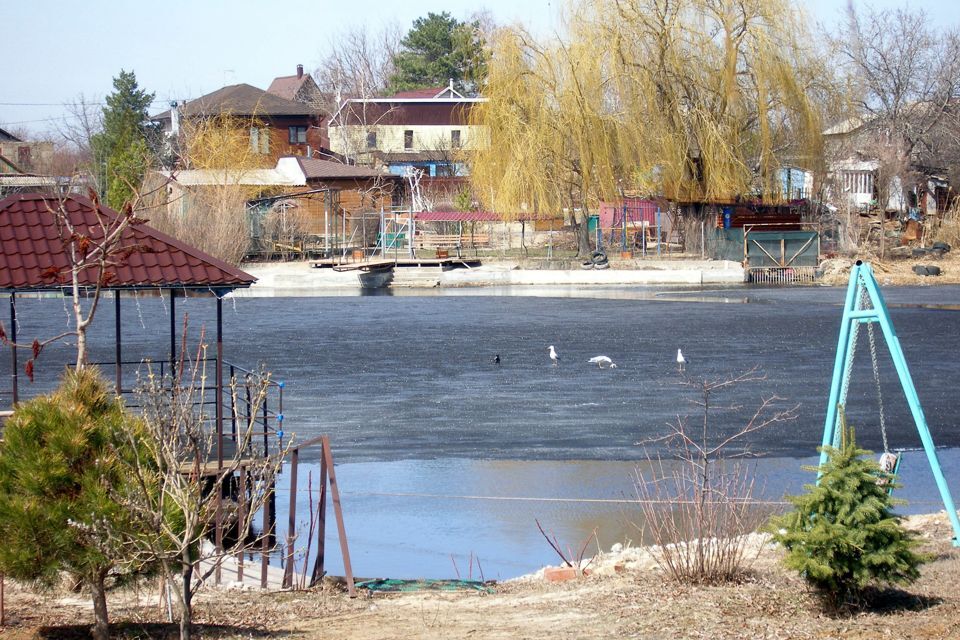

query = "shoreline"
[235,258,747,296]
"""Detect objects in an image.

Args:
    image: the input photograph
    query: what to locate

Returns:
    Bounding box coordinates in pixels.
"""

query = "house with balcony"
[327,83,488,179]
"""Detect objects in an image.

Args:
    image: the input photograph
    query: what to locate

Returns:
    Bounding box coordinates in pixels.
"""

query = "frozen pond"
[5,284,960,578]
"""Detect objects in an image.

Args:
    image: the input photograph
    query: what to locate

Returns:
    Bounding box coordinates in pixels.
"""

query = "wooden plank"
[322,436,355,597]
[178,458,258,477]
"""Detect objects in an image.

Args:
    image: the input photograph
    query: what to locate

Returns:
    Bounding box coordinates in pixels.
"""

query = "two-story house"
[327,83,488,178]
[152,83,328,168]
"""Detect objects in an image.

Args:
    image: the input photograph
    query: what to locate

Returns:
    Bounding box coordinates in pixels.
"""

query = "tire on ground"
[591,250,608,265]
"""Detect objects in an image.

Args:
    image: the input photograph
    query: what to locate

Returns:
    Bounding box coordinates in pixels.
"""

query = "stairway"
[390,266,443,288]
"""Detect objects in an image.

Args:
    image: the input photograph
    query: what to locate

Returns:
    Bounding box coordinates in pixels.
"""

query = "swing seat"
[876,451,901,487]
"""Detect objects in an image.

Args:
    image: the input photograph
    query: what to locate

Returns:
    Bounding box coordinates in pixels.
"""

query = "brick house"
[152,84,328,167]
[267,64,326,110]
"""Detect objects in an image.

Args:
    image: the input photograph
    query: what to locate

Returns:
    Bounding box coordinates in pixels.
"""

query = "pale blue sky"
[2,0,957,137]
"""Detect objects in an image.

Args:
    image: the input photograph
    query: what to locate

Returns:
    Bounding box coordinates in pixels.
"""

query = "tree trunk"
[179,560,194,640]
[577,219,591,256]
[89,573,110,640]
[75,326,87,369]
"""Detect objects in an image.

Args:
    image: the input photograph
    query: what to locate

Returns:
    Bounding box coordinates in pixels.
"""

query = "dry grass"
[3,513,959,639]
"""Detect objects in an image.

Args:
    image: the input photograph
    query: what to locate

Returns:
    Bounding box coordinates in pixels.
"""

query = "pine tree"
[90,70,157,209]
[388,12,487,95]
[771,417,925,608]
[0,368,149,640]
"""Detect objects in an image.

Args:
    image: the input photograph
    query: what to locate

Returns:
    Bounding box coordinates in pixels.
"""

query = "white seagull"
[588,355,617,369]
[676,348,686,372]
[548,345,560,366]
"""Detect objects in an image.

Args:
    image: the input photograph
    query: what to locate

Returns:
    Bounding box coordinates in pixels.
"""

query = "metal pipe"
[114,291,121,394]
[860,265,960,545]
[169,289,176,374]
[283,447,299,589]
[311,450,329,587]
[261,475,271,589]
[216,297,223,470]
[656,208,662,258]
[821,263,865,468]
[9,293,17,404]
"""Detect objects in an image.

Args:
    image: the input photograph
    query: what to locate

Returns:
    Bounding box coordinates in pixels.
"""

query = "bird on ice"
[548,345,560,366]
[493,354,501,365]
[676,348,686,372]
[588,355,617,369]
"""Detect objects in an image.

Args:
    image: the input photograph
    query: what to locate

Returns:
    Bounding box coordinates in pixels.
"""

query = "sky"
[3,0,959,138]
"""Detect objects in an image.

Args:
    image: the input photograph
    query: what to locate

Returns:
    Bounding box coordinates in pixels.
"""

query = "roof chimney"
[297,64,304,79]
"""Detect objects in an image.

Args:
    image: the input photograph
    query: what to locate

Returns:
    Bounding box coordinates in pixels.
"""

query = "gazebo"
[0,192,258,461]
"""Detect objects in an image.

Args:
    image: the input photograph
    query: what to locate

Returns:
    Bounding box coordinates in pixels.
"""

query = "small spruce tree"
[771,416,925,608]
[0,368,148,640]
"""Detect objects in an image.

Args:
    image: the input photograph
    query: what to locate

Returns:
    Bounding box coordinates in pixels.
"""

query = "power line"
[0,97,187,107]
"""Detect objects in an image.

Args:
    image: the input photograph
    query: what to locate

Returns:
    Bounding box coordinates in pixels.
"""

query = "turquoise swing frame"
[821,261,960,546]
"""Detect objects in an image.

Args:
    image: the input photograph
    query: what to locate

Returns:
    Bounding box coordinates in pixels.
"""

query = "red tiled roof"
[414,211,502,222]
[0,193,256,291]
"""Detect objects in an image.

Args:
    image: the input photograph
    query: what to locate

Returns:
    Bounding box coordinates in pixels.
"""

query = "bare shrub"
[633,367,798,584]
[106,326,289,640]
[149,183,250,265]
[931,196,960,247]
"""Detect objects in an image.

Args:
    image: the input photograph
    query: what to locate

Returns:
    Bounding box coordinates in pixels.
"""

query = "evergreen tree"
[90,70,157,209]
[388,12,487,95]
[0,369,149,640]
[771,418,926,608]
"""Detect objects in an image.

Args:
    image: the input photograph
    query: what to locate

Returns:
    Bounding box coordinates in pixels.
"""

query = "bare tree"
[55,94,102,159]
[314,22,401,109]
[633,367,798,584]
[110,333,288,640]
[143,113,267,265]
[836,4,960,208]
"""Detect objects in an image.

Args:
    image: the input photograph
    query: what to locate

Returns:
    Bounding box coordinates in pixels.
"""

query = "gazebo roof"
[0,192,256,292]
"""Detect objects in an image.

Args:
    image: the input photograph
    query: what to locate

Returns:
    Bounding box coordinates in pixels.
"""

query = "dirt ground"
[820,250,960,286]
[1,512,959,639]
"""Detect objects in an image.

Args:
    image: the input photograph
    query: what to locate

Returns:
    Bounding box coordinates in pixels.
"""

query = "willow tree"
[470,26,625,254]
[146,113,269,264]
[471,0,825,253]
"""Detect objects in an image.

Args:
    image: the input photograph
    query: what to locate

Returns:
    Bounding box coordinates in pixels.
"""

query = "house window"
[288,126,307,144]
[17,145,31,169]
[404,130,414,149]
[366,130,377,149]
[250,127,269,154]
[451,129,461,148]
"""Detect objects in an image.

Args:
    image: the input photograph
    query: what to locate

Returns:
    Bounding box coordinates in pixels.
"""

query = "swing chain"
[839,286,865,410]
[867,319,889,453]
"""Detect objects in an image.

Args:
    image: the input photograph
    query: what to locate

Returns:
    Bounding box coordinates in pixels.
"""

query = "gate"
[744,224,820,284]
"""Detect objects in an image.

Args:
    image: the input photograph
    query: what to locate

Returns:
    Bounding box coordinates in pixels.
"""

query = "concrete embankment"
[235,259,745,296]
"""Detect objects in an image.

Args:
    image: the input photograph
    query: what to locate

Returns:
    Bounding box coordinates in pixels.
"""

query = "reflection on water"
[277,449,960,580]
